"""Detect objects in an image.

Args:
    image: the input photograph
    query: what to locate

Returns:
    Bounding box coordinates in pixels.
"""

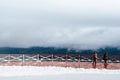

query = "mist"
[0,0,120,49]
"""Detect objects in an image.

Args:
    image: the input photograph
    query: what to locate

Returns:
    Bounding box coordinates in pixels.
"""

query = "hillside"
[0,47,120,55]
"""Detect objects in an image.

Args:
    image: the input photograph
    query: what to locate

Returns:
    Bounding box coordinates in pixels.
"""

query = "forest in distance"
[0,47,120,55]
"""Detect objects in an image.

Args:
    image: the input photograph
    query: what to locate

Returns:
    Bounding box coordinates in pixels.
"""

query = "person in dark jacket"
[103,52,108,64]
[103,52,108,68]
[92,51,98,68]
[93,51,97,64]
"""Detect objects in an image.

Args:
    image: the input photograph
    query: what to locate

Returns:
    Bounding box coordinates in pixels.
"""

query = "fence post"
[22,54,25,66]
[37,54,40,66]
[78,54,80,68]
[66,54,68,67]
[8,54,11,65]
[39,54,41,66]
[52,54,54,66]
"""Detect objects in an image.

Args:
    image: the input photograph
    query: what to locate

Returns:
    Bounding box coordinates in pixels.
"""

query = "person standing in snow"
[92,51,98,68]
[103,52,108,68]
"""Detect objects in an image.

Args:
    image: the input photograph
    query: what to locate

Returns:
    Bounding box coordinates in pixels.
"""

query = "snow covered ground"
[0,66,120,80]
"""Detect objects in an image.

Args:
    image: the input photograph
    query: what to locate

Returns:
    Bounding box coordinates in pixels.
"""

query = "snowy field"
[0,66,120,80]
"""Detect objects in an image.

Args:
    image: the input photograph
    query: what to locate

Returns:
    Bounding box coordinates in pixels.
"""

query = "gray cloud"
[0,0,120,49]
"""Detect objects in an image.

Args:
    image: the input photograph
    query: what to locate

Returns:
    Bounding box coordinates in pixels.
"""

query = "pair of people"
[92,51,108,68]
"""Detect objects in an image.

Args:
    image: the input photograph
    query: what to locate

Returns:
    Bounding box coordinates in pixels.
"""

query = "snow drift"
[0,66,120,80]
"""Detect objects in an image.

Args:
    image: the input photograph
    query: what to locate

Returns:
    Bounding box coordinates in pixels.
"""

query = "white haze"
[0,0,120,49]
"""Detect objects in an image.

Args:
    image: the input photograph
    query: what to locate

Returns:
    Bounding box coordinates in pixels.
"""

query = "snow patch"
[0,66,119,77]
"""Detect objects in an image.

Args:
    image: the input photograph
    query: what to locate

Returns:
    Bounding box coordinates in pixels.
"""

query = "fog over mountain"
[0,0,120,49]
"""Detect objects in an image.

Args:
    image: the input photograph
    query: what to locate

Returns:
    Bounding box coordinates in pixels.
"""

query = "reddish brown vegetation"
[0,62,120,69]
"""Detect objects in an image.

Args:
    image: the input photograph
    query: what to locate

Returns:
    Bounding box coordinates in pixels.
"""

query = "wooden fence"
[0,54,119,67]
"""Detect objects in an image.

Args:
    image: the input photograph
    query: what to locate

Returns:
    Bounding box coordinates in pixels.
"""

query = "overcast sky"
[0,0,120,49]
